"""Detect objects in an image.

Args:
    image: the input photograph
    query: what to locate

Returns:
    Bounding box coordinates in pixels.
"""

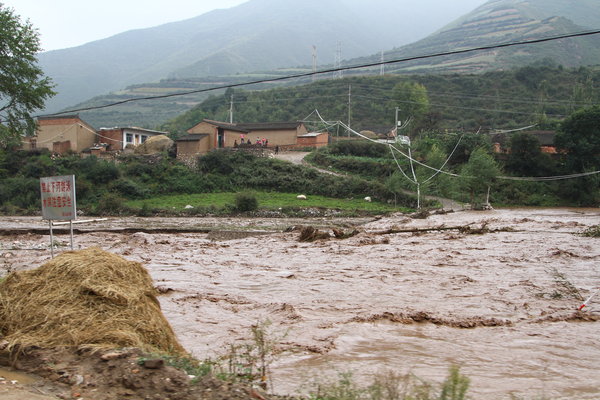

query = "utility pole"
[312,45,317,82]
[380,51,385,76]
[347,84,352,136]
[395,107,400,134]
[334,42,342,79]
[229,94,234,124]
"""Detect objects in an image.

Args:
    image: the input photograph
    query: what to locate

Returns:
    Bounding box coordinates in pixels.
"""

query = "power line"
[340,82,599,108]
[355,94,567,117]
[307,111,600,184]
[38,29,600,119]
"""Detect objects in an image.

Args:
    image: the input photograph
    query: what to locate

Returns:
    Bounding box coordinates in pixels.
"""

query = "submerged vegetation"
[143,321,471,400]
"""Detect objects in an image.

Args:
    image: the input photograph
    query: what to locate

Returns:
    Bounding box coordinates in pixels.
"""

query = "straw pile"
[0,248,185,354]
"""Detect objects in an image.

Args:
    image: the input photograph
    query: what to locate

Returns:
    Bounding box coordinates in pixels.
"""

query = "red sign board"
[40,175,77,220]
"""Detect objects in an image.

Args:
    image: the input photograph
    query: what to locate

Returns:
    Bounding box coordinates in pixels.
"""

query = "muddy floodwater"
[1,208,600,399]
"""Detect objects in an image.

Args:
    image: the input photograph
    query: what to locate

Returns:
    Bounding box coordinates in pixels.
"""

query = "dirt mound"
[134,135,174,155]
[0,248,185,354]
[349,311,512,328]
[0,347,273,400]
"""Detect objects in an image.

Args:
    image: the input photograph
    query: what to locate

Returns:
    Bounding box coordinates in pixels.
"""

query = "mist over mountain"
[363,0,600,74]
[38,0,484,113]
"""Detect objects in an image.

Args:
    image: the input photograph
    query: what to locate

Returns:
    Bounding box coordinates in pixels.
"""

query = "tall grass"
[310,366,469,400]
[125,192,402,214]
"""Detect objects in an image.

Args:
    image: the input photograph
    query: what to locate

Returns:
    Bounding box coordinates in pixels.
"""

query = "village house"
[97,126,169,151]
[28,115,96,154]
[176,119,327,161]
[491,130,558,154]
[297,132,329,147]
[23,115,170,156]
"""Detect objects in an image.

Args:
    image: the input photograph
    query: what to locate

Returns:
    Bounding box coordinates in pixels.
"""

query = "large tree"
[0,4,54,147]
[391,81,429,130]
[554,105,600,205]
[555,105,600,172]
[506,132,554,176]
[460,147,500,207]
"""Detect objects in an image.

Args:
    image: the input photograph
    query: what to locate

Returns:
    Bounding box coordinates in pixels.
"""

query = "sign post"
[40,175,77,257]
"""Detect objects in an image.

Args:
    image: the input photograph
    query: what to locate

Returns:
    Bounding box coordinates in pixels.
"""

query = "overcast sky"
[3,0,248,51]
[5,0,489,52]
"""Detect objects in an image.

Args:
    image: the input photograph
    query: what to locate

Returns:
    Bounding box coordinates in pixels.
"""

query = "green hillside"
[161,64,600,135]
[39,0,470,114]
[72,71,313,129]
[60,0,600,129]
[364,0,600,74]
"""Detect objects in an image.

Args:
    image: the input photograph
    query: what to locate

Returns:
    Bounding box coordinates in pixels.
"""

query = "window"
[141,135,148,143]
[126,133,133,143]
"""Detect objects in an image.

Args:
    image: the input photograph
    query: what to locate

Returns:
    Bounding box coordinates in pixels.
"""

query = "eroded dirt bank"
[1,208,599,399]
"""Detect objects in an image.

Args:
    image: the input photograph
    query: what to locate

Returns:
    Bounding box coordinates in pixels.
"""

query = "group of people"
[233,136,279,153]
[239,136,268,147]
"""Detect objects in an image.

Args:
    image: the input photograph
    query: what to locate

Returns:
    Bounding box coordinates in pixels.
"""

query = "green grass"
[125,191,402,213]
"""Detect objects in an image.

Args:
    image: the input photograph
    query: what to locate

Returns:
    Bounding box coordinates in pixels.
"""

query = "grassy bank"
[124,191,406,216]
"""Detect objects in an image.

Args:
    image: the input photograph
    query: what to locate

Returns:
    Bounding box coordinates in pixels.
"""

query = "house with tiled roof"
[176,119,320,161]
[491,130,558,154]
[97,126,169,151]
[31,115,97,154]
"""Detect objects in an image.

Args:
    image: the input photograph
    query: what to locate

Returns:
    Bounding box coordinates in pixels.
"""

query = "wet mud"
[1,208,599,399]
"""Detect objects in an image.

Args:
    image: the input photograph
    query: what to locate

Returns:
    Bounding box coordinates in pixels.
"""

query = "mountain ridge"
[40,0,600,129]
[39,0,483,113]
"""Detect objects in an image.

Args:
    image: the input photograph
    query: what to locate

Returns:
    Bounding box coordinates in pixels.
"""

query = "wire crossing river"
[2,208,599,399]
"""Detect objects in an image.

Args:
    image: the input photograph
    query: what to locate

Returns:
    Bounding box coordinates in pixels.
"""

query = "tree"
[555,105,600,173]
[0,5,55,147]
[460,147,500,208]
[554,105,600,205]
[391,81,429,127]
[506,132,554,176]
[441,132,492,166]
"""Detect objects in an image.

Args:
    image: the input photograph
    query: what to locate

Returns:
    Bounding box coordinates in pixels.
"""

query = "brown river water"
[1,208,599,399]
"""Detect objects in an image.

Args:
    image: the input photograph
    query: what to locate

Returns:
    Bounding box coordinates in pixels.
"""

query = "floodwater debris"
[298,226,331,242]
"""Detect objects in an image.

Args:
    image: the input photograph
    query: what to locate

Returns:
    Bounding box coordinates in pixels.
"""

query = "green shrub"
[110,178,150,199]
[328,140,389,158]
[234,192,258,212]
[20,154,55,178]
[79,156,120,184]
[581,225,600,237]
[94,192,129,215]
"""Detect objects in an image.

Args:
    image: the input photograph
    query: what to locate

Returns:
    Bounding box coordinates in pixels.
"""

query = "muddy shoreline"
[1,208,600,399]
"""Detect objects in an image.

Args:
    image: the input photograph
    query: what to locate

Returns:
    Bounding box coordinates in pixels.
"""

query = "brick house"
[97,127,169,151]
[177,119,316,159]
[491,130,558,154]
[297,132,329,148]
[32,115,96,154]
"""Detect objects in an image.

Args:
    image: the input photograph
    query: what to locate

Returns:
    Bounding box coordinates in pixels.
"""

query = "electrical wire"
[34,28,600,119]
[308,111,600,183]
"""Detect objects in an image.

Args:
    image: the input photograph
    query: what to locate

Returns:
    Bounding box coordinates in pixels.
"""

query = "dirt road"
[273,151,465,210]
[1,208,599,399]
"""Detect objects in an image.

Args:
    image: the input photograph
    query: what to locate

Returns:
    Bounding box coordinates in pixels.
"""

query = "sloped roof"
[37,114,96,132]
[176,133,209,142]
[237,121,303,131]
[37,114,81,121]
[98,126,169,135]
[491,130,556,147]
[202,119,249,133]
[529,130,556,146]
[298,132,327,138]
[196,119,304,133]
